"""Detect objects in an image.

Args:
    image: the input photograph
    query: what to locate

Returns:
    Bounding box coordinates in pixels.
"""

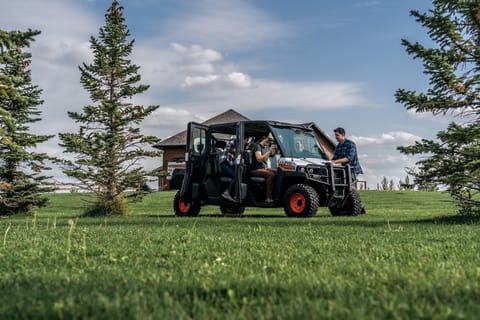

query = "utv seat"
[213,141,233,185]
[244,148,266,184]
[249,176,266,183]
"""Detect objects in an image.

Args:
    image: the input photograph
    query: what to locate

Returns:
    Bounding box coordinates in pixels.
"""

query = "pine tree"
[0,29,54,215]
[395,1,480,215]
[388,179,395,191]
[380,176,389,191]
[400,175,415,191]
[58,1,160,216]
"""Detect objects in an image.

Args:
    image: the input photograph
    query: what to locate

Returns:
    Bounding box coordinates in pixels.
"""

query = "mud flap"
[192,182,200,199]
[240,183,247,200]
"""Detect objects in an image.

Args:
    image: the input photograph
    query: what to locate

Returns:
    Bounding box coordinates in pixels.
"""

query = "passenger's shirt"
[219,139,236,167]
[250,143,267,170]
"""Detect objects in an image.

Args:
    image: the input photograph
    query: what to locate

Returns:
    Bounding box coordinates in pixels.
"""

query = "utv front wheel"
[173,190,200,216]
[329,190,362,216]
[283,184,319,217]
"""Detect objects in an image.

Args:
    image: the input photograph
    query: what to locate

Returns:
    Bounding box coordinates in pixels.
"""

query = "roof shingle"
[154,109,249,148]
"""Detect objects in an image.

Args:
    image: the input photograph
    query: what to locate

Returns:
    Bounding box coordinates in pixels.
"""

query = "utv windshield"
[272,126,328,160]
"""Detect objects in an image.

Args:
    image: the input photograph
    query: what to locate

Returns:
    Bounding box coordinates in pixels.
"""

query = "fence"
[355,180,367,190]
[48,181,141,193]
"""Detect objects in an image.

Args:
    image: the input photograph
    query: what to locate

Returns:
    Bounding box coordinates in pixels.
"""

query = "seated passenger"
[249,135,277,203]
[295,141,310,158]
[219,139,236,202]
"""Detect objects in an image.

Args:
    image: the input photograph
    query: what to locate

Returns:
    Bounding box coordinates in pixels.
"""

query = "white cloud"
[133,40,363,112]
[1,0,100,137]
[159,0,292,50]
[406,108,477,125]
[171,43,222,63]
[143,107,205,134]
[131,42,227,94]
[183,75,219,88]
[171,43,222,74]
[348,131,423,189]
[182,79,365,110]
[227,72,252,88]
[351,131,422,146]
[181,72,252,89]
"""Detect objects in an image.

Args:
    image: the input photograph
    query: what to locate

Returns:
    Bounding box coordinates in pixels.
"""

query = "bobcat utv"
[173,120,364,217]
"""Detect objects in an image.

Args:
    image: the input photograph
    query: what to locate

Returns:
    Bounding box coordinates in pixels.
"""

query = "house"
[154,109,250,190]
[154,108,336,190]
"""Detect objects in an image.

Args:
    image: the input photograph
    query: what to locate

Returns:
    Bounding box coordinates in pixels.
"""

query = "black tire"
[220,204,245,215]
[173,190,200,217]
[329,190,363,216]
[283,184,319,217]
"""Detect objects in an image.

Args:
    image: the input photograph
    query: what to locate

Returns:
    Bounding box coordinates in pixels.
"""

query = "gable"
[154,109,249,148]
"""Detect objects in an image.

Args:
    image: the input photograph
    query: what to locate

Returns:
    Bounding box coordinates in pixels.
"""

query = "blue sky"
[1,0,446,188]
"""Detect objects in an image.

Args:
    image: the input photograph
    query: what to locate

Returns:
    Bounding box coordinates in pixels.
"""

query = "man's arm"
[332,141,355,164]
[255,145,275,162]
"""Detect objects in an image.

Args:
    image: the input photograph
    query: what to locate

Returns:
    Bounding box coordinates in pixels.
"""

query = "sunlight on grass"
[0,191,478,319]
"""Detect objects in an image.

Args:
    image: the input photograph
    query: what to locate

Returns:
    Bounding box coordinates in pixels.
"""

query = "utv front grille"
[306,166,328,183]
[333,168,347,185]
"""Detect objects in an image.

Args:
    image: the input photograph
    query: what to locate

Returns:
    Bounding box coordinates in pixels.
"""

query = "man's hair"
[334,127,345,135]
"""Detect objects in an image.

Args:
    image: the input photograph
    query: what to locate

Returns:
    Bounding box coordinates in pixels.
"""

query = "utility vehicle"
[173,120,364,217]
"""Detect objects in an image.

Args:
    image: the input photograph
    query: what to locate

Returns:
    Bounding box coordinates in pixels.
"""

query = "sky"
[1,0,450,189]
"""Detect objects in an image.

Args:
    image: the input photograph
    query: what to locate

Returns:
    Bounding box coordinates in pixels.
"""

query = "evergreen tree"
[400,175,415,191]
[58,1,160,216]
[0,29,54,215]
[389,179,395,191]
[380,176,389,191]
[395,1,480,215]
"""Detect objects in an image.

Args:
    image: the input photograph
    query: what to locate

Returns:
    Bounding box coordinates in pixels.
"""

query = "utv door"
[234,123,247,201]
[180,122,209,201]
[220,123,247,215]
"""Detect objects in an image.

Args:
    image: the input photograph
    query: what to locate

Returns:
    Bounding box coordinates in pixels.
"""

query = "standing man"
[331,127,363,175]
[331,127,366,214]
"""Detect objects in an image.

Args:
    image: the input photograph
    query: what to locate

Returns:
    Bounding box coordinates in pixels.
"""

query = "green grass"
[0,191,479,319]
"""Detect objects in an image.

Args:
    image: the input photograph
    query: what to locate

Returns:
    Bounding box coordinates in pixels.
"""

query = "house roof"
[154,109,250,148]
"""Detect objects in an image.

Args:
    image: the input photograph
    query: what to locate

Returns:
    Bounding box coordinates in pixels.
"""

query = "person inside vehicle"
[249,134,277,203]
[295,140,310,158]
[219,138,236,202]
[219,136,249,202]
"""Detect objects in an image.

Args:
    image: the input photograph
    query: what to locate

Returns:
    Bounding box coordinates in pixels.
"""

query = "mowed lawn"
[0,191,479,319]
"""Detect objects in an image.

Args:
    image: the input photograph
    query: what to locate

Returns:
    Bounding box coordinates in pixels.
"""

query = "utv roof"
[207,120,312,133]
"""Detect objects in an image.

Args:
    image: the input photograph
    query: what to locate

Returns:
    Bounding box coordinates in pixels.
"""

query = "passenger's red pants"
[250,168,276,199]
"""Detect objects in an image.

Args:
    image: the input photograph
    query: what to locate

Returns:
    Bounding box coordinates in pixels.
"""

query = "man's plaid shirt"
[332,139,363,174]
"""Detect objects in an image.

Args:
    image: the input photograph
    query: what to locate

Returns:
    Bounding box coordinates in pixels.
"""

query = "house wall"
[162,147,185,170]
[161,147,186,190]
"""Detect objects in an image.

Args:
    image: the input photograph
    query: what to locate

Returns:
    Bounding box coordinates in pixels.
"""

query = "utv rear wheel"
[174,190,200,216]
[220,204,245,215]
[329,190,362,216]
[283,184,319,217]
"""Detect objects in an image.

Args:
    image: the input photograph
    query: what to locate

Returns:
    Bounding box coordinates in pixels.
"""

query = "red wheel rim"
[290,193,306,214]
[178,199,191,213]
